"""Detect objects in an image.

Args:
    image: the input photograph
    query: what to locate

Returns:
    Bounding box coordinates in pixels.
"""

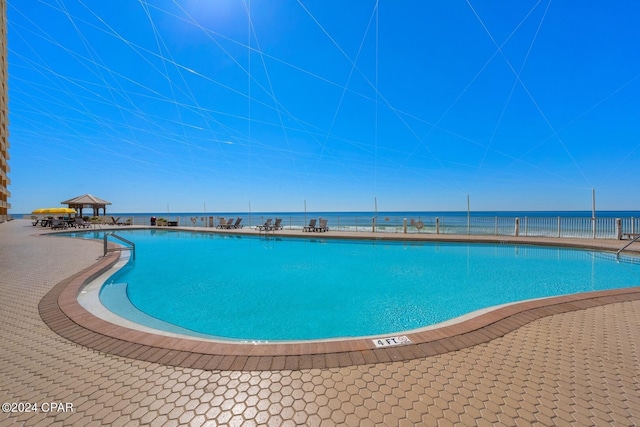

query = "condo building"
[0,0,9,222]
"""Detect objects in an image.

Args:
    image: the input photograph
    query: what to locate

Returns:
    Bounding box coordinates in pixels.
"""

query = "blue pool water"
[62,230,640,341]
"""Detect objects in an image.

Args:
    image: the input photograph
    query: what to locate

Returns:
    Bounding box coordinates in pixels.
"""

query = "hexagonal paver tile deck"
[1,220,639,426]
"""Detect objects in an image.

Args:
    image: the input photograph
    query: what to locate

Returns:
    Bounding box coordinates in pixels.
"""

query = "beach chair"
[231,217,243,229]
[315,218,329,232]
[270,218,283,231]
[222,218,234,229]
[303,219,316,232]
[256,219,272,231]
[216,218,227,229]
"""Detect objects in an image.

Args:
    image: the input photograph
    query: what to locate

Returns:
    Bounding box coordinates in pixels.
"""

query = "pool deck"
[2,220,640,426]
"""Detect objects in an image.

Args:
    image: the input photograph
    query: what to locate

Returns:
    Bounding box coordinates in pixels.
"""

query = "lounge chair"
[231,217,243,229]
[216,218,227,229]
[50,219,67,230]
[303,219,316,232]
[315,218,329,232]
[222,218,234,229]
[270,218,283,231]
[74,217,91,228]
[256,219,272,231]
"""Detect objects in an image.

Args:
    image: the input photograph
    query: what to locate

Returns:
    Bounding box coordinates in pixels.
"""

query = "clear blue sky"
[6,1,640,214]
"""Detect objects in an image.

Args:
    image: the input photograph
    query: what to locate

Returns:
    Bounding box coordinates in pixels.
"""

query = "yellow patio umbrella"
[32,207,77,215]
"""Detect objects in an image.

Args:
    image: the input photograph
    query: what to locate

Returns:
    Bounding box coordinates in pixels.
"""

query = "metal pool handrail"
[617,233,640,259]
[104,232,136,260]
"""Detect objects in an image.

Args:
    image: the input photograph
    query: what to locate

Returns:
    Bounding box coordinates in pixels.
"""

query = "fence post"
[616,218,622,240]
[435,217,440,234]
[515,218,520,237]
[557,217,561,238]
[403,218,407,234]
[372,217,376,233]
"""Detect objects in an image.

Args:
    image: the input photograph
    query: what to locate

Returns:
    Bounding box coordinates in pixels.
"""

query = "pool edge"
[39,233,640,371]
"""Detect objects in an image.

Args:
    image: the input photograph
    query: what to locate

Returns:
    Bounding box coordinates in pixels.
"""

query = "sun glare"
[180,0,247,32]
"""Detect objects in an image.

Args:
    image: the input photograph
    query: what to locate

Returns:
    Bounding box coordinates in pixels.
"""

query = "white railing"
[24,213,634,240]
[96,214,640,240]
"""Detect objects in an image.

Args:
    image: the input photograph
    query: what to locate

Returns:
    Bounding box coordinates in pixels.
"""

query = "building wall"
[0,0,10,222]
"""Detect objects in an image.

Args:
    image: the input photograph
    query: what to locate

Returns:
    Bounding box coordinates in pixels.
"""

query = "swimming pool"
[64,229,640,341]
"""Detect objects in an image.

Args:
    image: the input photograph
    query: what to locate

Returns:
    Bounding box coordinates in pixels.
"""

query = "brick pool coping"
[39,227,640,371]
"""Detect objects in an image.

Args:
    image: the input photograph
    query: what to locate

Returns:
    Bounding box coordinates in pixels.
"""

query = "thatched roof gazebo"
[62,194,111,217]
